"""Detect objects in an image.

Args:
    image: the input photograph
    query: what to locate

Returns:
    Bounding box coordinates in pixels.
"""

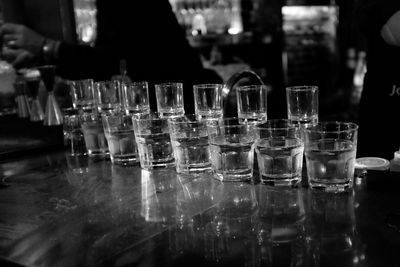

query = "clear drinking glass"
[208,118,256,182]
[303,121,358,192]
[168,115,211,174]
[69,79,95,114]
[102,113,137,165]
[193,84,223,121]
[94,80,122,114]
[286,85,318,126]
[155,82,184,118]
[133,112,175,169]
[255,119,304,187]
[80,113,109,157]
[236,84,268,124]
[120,81,150,115]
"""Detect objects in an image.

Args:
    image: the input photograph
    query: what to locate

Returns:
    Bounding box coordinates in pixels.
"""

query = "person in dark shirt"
[0,0,222,113]
[356,0,400,159]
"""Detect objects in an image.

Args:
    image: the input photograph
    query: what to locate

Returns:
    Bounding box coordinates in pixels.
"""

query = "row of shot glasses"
[64,79,358,193]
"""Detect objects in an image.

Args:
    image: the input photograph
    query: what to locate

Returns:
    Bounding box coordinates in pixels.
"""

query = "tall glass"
[303,122,358,192]
[155,82,184,118]
[236,84,268,124]
[193,84,223,121]
[208,118,256,182]
[133,113,175,169]
[80,113,109,157]
[120,81,150,115]
[102,113,137,165]
[255,119,304,187]
[169,115,211,174]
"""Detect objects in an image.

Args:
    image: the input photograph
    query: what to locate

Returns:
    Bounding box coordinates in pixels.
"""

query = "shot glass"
[255,119,304,187]
[94,80,122,114]
[64,112,86,155]
[286,85,318,126]
[303,121,358,192]
[69,79,95,113]
[208,119,256,182]
[133,112,175,169]
[64,111,88,174]
[80,113,109,157]
[62,107,80,147]
[236,84,268,124]
[155,82,184,118]
[102,113,137,165]
[120,81,150,115]
[193,84,223,121]
[169,115,211,174]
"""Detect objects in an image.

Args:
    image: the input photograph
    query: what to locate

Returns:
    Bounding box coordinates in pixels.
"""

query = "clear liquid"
[210,135,254,181]
[256,140,303,186]
[136,132,175,169]
[105,130,137,164]
[305,139,356,191]
[81,124,109,156]
[171,136,211,174]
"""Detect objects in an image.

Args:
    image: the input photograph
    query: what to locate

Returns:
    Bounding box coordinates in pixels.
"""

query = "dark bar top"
[1,151,400,267]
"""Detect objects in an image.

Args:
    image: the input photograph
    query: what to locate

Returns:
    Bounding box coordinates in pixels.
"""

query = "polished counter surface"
[0,152,400,267]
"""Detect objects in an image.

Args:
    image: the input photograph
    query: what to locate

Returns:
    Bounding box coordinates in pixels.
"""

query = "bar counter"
[1,151,400,267]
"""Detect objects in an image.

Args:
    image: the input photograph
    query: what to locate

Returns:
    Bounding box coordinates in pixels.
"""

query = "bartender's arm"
[381,10,400,46]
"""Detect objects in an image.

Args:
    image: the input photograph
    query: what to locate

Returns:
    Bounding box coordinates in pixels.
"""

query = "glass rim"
[132,111,167,121]
[193,83,224,89]
[168,114,205,124]
[155,82,183,88]
[255,136,303,145]
[303,121,359,133]
[255,119,296,130]
[286,85,318,92]
[122,81,148,87]
[236,84,269,91]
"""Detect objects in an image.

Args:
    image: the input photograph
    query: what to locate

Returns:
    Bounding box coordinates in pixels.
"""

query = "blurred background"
[0,0,366,157]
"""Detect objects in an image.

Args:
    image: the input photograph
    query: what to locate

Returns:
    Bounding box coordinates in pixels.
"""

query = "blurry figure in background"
[356,0,400,159]
[0,0,222,114]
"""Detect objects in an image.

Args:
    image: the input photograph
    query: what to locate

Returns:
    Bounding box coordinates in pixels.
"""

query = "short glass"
[286,85,318,126]
[236,84,268,124]
[255,119,304,187]
[132,112,175,169]
[69,79,95,113]
[102,113,137,165]
[155,82,185,118]
[80,113,109,157]
[120,81,150,115]
[168,115,211,174]
[193,84,223,121]
[208,118,256,182]
[94,80,122,114]
[303,121,358,192]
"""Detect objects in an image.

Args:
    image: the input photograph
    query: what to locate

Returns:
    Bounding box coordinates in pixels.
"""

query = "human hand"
[0,23,45,55]
[1,46,36,69]
[0,23,46,68]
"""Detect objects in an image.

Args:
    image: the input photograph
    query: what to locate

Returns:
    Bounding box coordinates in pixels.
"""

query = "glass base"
[176,163,212,175]
[308,180,352,193]
[140,158,175,170]
[111,154,138,166]
[213,171,252,182]
[87,150,109,158]
[261,175,301,187]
